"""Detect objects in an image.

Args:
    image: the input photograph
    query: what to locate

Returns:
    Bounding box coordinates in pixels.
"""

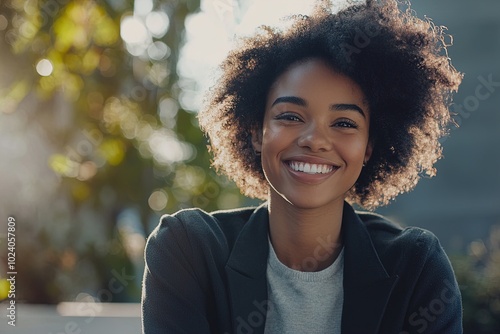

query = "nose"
[297,122,333,152]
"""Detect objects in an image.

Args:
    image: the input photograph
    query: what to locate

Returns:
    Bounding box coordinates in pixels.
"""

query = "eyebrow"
[331,103,366,118]
[271,96,307,107]
[271,96,366,118]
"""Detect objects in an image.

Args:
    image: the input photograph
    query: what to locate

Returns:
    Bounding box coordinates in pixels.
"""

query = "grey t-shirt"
[264,238,344,334]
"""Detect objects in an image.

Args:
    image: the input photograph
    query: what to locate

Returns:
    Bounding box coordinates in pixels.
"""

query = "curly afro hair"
[197,0,462,210]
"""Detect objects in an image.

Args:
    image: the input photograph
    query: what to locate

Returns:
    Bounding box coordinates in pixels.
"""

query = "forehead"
[266,58,368,107]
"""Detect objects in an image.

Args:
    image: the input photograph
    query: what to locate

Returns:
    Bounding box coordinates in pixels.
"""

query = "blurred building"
[377,0,500,254]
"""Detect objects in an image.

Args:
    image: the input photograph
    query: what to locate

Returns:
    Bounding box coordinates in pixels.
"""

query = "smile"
[286,161,337,174]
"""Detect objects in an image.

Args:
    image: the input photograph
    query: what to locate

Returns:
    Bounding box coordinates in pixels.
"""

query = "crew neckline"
[267,236,344,282]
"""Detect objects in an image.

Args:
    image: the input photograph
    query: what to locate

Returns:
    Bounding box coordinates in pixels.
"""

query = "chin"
[277,191,345,211]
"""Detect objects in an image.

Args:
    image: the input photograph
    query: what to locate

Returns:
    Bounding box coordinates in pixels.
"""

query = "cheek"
[335,136,369,163]
[262,125,289,151]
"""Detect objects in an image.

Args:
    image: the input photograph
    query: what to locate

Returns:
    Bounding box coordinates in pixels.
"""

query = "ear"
[364,140,373,164]
[251,126,263,154]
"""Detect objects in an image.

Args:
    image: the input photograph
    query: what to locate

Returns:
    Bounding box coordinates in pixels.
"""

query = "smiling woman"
[253,59,371,214]
[141,0,464,333]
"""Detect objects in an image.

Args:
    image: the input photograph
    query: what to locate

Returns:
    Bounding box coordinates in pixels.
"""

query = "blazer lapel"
[225,203,270,334]
[341,202,399,333]
[224,202,398,334]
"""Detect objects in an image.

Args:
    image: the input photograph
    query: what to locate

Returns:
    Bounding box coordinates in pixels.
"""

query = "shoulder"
[145,206,258,261]
[357,210,440,251]
[356,212,463,332]
[142,206,261,333]
[356,210,448,276]
[159,205,256,238]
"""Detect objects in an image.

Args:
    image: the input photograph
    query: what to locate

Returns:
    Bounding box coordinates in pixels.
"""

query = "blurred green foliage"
[0,0,250,304]
[453,225,500,334]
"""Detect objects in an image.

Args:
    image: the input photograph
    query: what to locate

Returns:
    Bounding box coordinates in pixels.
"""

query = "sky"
[176,0,366,112]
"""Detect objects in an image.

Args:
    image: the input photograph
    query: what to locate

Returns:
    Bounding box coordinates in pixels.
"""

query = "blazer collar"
[341,202,399,333]
[225,202,270,334]
[225,202,398,334]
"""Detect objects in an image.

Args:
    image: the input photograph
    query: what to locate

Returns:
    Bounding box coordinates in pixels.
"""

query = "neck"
[267,193,344,272]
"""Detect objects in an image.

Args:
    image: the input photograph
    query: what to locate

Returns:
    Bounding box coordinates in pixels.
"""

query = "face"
[252,58,372,210]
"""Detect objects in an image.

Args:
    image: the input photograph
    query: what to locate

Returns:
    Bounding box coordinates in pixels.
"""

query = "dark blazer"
[141,202,463,334]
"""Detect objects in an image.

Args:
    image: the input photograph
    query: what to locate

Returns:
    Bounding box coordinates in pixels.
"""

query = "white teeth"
[288,161,334,174]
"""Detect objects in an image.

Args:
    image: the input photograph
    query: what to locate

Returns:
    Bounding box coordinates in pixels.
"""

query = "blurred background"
[0,0,498,333]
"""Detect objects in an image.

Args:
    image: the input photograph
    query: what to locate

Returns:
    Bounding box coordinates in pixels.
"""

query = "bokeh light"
[147,41,170,60]
[0,15,8,31]
[120,16,149,45]
[134,0,153,16]
[147,130,195,164]
[145,11,169,37]
[36,59,54,76]
[158,97,179,128]
[148,189,169,211]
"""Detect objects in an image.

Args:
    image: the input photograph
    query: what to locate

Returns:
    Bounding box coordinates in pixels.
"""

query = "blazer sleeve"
[400,231,463,334]
[141,214,212,334]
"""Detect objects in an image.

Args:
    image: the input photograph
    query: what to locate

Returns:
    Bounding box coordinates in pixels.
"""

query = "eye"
[274,112,303,122]
[333,119,358,129]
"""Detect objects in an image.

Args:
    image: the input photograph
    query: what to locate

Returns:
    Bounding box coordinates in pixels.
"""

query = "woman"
[141,0,463,333]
